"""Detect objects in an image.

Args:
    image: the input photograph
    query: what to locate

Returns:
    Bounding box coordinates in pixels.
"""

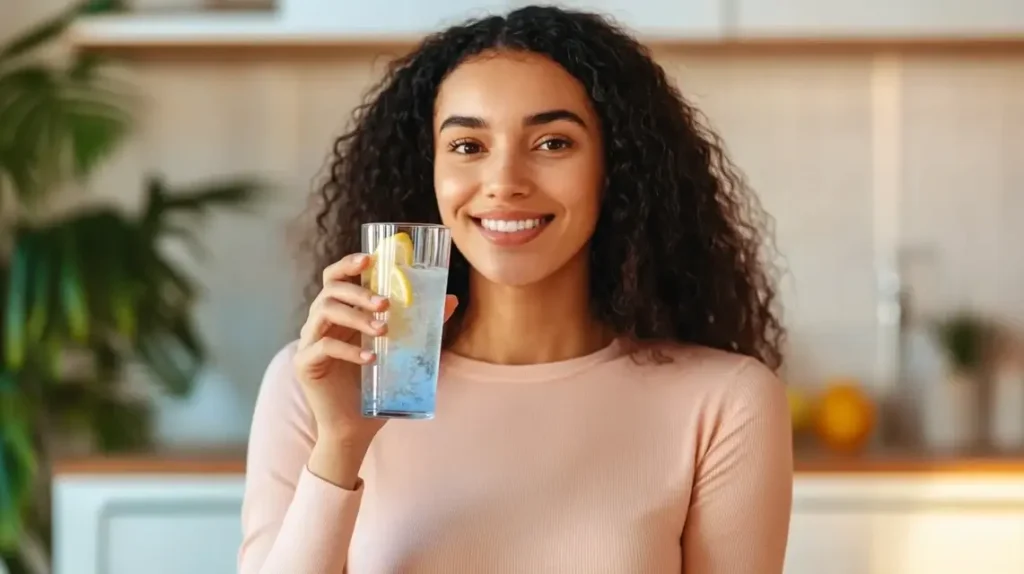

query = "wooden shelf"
[795,450,1024,476]
[51,448,1024,477]
[67,13,424,50]
[54,449,247,475]
[67,13,1024,55]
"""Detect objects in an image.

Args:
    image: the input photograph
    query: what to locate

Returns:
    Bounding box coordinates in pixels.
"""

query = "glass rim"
[361,222,449,230]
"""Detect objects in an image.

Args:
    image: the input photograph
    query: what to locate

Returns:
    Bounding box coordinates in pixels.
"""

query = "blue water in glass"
[361,265,448,419]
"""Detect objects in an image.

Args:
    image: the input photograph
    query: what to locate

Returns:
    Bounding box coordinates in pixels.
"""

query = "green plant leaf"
[58,229,89,343]
[934,312,992,373]
[161,178,266,213]
[0,443,16,548]
[3,235,31,371]
[0,1,126,65]
[140,176,167,234]
[65,97,132,179]
[0,61,133,205]
[0,9,77,65]
[93,398,152,452]
[136,336,194,397]
[80,0,129,15]
[0,395,36,551]
[141,176,266,235]
[26,236,55,344]
[0,67,57,200]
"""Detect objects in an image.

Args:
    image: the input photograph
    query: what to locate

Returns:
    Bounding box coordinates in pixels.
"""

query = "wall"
[4,0,1023,444]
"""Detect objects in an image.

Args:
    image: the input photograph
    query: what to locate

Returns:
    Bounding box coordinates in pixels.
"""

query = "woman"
[239,5,792,574]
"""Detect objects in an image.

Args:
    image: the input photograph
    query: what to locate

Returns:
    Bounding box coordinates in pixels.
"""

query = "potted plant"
[921,311,992,451]
[0,3,265,573]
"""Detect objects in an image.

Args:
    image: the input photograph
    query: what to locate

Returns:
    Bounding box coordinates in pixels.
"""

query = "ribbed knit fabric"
[238,338,793,574]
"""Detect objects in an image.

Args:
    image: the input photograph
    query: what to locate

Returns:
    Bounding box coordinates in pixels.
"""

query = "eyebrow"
[438,109,587,131]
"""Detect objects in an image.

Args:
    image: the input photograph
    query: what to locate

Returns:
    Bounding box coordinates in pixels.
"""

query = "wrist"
[309,435,371,491]
[316,426,375,451]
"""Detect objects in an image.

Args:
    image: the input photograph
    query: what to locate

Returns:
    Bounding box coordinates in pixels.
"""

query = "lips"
[469,210,555,247]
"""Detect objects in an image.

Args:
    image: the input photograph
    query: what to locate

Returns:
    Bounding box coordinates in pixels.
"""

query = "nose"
[483,147,531,200]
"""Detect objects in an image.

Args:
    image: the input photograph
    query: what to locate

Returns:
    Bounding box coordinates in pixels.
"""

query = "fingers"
[442,295,459,323]
[295,336,374,378]
[300,281,388,347]
[302,298,387,344]
[322,252,371,285]
[315,280,388,315]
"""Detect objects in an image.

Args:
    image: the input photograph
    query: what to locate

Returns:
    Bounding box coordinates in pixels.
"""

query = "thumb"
[442,295,459,322]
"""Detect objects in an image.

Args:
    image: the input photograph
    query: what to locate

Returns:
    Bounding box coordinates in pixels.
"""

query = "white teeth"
[479,218,545,232]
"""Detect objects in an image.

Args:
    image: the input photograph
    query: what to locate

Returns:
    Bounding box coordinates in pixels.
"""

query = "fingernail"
[360,351,375,362]
[370,320,386,330]
[371,296,387,307]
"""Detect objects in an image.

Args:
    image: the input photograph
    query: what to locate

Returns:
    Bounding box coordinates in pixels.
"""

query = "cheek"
[544,157,603,226]
[433,166,477,223]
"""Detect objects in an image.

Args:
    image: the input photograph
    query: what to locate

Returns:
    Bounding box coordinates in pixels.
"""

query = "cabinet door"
[869,509,1024,573]
[784,510,874,574]
[103,501,242,574]
[735,0,1024,37]
[787,476,1024,574]
[508,0,725,38]
[53,475,245,574]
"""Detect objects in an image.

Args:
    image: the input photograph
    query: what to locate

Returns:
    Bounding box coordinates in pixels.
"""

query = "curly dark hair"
[309,5,786,370]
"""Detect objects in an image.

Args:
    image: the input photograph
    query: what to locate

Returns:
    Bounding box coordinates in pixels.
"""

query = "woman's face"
[433,50,604,287]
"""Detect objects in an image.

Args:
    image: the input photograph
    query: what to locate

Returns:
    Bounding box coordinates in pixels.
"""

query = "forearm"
[242,438,370,574]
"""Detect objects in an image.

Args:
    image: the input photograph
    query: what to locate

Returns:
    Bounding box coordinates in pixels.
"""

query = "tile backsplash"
[83,48,1024,440]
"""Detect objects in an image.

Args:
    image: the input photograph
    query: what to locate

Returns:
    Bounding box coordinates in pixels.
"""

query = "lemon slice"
[372,231,414,267]
[368,232,415,307]
[384,265,414,307]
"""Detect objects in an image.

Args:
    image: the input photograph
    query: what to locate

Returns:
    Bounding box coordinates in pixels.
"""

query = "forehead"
[434,51,594,123]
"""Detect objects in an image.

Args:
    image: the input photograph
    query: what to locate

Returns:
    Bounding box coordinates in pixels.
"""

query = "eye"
[536,137,573,152]
[448,139,484,155]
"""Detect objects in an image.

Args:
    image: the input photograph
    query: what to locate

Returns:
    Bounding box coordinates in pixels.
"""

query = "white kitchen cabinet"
[52,474,245,574]
[735,0,1024,38]
[508,0,725,38]
[280,0,510,35]
[284,0,726,39]
[785,475,1024,574]
[70,0,730,49]
[786,510,874,574]
[53,470,1024,574]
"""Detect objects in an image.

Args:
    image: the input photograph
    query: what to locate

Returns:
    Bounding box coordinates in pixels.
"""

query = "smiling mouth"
[470,214,555,246]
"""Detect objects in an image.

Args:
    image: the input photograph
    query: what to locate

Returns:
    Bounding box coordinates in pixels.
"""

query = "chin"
[469,258,556,288]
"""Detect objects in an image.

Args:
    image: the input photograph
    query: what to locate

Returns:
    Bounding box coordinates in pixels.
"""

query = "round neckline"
[440,337,627,383]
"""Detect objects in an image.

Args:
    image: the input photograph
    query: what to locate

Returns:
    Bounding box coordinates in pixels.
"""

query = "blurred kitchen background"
[1,0,1023,573]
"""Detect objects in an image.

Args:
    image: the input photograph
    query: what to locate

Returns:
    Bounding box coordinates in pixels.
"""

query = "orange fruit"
[814,381,875,454]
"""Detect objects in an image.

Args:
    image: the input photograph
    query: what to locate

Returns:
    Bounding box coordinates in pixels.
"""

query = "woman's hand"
[294,253,458,487]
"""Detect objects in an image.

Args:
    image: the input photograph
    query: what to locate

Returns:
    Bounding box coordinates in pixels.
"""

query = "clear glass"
[360,223,452,419]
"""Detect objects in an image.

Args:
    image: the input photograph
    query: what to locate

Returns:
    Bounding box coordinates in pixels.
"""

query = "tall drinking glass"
[361,223,452,419]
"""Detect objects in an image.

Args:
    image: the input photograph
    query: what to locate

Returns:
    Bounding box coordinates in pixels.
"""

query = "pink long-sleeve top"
[238,338,793,574]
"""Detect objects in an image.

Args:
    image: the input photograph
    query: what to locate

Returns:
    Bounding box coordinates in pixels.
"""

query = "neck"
[451,253,612,365]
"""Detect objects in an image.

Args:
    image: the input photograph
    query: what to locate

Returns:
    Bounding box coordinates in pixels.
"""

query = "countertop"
[50,447,1024,477]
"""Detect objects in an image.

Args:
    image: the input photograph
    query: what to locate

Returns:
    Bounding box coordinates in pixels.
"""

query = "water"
[361,265,449,419]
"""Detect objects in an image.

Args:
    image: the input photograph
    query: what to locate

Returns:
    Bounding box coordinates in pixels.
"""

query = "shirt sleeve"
[681,357,794,574]
[238,342,364,574]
